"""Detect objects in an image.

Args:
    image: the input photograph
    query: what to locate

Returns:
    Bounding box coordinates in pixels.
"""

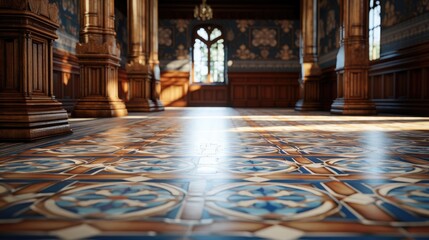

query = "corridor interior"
[0,107,429,239]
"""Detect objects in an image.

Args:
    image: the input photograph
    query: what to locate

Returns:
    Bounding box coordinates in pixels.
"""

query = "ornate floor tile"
[0,107,428,239]
[205,182,338,221]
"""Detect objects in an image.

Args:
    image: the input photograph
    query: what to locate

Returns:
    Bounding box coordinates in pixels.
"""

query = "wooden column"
[72,0,128,117]
[126,0,156,111]
[0,0,72,141]
[149,0,164,111]
[295,0,322,111]
[331,0,376,115]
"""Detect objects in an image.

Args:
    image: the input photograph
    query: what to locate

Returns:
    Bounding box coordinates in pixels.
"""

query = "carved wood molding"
[76,39,121,57]
[126,61,152,74]
[370,41,429,74]
[0,0,59,24]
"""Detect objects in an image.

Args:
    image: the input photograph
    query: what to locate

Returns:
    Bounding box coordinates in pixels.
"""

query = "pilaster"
[0,0,72,140]
[126,0,156,112]
[295,0,322,111]
[72,0,128,117]
[149,0,164,111]
[331,0,376,115]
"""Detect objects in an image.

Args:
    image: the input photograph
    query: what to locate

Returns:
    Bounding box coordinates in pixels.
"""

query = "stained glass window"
[369,0,381,61]
[192,26,225,83]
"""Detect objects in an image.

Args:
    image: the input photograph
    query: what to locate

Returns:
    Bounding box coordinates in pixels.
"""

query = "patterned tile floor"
[0,107,429,239]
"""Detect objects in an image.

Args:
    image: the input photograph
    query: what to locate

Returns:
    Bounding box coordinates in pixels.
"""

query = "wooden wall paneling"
[188,84,228,106]
[229,72,299,108]
[319,67,337,110]
[395,71,407,99]
[383,73,394,99]
[371,75,383,99]
[409,69,422,99]
[423,68,429,99]
[260,85,275,107]
[160,71,189,107]
[118,68,128,101]
[53,49,80,113]
[369,41,429,115]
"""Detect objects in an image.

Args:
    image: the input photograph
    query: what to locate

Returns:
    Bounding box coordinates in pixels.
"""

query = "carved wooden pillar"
[331,0,376,115]
[0,0,72,141]
[295,0,322,111]
[126,0,156,111]
[72,0,128,117]
[149,0,164,111]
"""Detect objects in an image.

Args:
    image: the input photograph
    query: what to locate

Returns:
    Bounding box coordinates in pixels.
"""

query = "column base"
[72,97,128,117]
[0,98,72,141]
[331,98,377,115]
[295,99,322,111]
[126,98,157,112]
[152,99,165,111]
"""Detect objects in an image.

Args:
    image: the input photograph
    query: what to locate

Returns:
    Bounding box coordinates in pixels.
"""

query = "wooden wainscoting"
[188,84,229,106]
[229,72,299,107]
[160,71,190,107]
[369,42,429,115]
[320,67,337,111]
[53,49,80,113]
[160,71,300,107]
[118,68,129,102]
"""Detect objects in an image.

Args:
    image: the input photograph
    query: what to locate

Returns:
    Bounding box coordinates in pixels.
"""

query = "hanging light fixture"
[194,0,213,21]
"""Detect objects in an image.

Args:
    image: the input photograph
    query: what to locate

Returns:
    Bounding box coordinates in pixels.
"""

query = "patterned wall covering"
[159,19,300,72]
[317,0,429,67]
[48,0,128,67]
[381,0,429,54]
[49,0,79,54]
[318,0,340,68]
[115,8,128,68]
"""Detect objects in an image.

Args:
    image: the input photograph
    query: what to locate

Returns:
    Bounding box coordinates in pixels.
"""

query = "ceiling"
[158,0,300,20]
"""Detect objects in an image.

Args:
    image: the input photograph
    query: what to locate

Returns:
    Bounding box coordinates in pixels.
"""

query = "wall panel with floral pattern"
[159,19,300,72]
[381,0,429,54]
[318,0,340,68]
[49,0,79,53]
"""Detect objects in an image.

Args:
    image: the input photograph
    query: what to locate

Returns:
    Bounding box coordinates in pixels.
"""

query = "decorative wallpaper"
[49,0,128,68]
[318,0,340,68]
[49,0,79,53]
[317,0,429,66]
[115,8,128,68]
[381,0,429,53]
[159,19,300,72]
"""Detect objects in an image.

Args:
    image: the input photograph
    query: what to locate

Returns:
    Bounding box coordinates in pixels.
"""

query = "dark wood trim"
[53,49,79,74]
[229,72,299,107]
[320,67,337,111]
[369,41,429,115]
[52,49,80,113]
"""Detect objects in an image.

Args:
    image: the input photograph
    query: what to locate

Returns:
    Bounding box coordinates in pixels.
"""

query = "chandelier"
[194,0,213,21]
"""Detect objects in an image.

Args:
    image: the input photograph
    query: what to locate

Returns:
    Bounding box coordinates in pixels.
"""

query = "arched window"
[369,0,381,60]
[192,25,225,84]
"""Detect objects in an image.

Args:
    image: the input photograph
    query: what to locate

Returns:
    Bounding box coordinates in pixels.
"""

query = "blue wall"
[318,0,340,68]
[381,0,429,54]
[49,0,79,53]
[115,8,128,68]
[49,0,128,68]
[159,19,300,72]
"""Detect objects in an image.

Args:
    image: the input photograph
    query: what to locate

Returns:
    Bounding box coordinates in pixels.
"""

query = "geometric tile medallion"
[221,158,298,175]
[377,183,429,217]
[34,182,185,219]
[325,158,424,174]
[0,158,86,173]
[107,158,195,173]
[206,183,338,221]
